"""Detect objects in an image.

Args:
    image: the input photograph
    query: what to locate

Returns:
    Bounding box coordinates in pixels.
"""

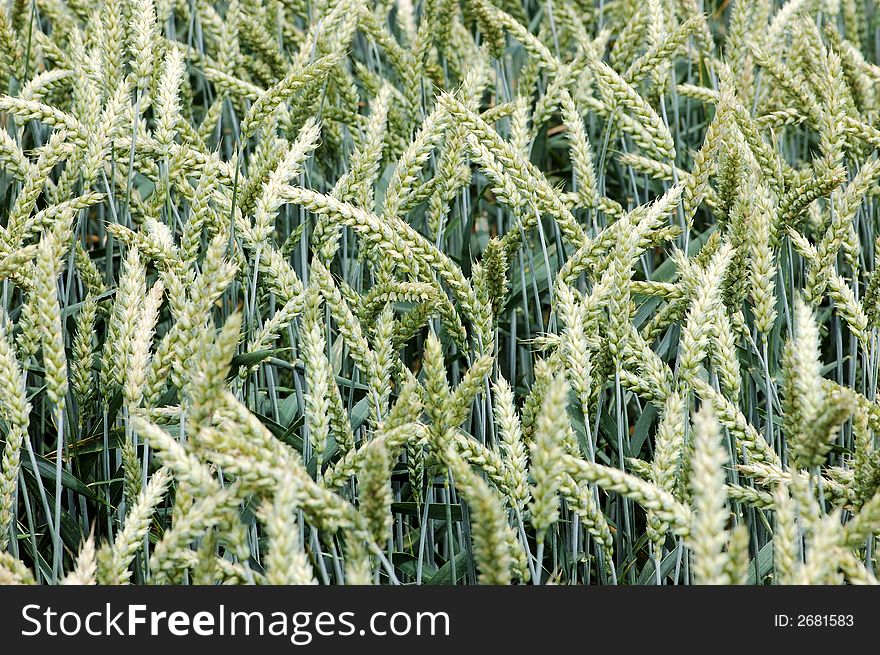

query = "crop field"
[0,0,880,586]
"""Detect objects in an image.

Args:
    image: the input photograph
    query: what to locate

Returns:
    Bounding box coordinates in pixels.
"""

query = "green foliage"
[1,0,880,586]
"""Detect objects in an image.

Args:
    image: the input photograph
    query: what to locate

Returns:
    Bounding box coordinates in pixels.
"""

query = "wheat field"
[0,0,879,586]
